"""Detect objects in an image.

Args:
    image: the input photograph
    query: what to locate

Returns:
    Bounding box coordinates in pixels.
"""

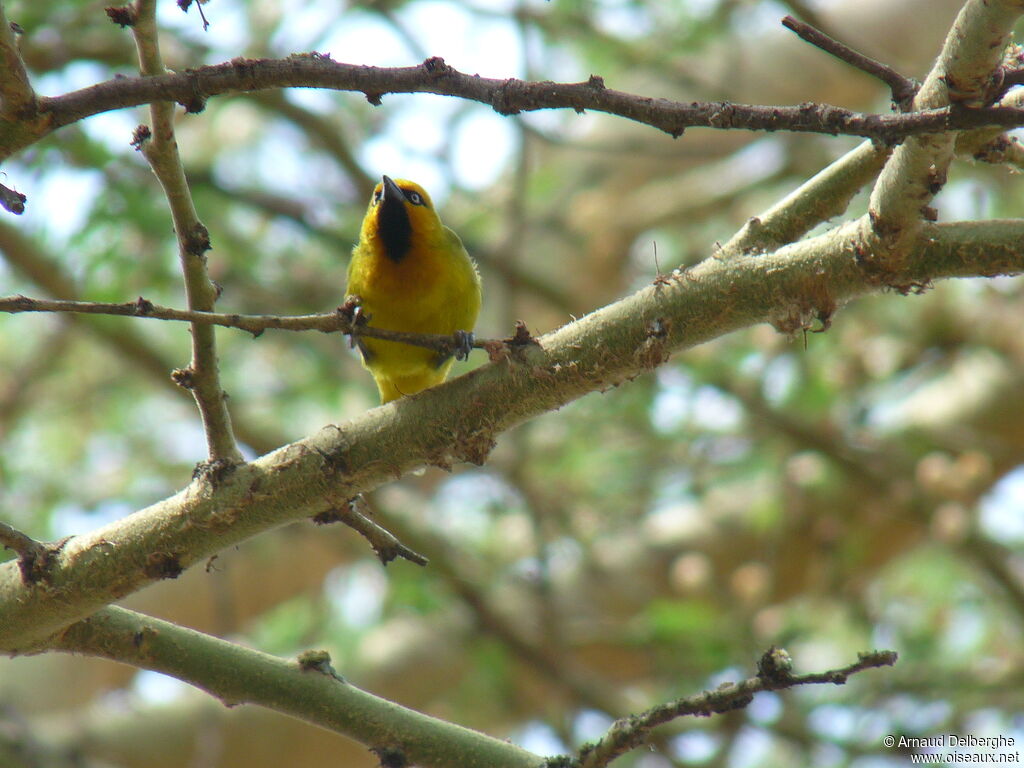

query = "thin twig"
[129,0,243,464]
[576,648,898,768]
[0,294,511,357]
[312,498,429,566]
[778,1,840,41]
[782,15,918,110]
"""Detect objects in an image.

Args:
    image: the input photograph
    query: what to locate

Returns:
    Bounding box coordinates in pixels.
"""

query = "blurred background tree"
[1,0,1023,766]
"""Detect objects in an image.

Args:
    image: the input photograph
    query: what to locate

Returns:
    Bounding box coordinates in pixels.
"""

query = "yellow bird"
[345,175,482,403]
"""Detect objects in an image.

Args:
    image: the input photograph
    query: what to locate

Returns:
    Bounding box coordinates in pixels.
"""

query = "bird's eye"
[373,189,383,204]
[407,191,423,205]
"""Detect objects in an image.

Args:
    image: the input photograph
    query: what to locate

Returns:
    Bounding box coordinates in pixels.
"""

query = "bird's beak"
[375,175,412,261]
[381,175,403,203]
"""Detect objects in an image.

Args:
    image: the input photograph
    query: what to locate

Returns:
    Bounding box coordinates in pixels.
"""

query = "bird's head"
[360,175,443,262]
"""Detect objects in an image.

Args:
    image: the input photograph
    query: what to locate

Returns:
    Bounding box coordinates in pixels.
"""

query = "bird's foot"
[452,330,475,362]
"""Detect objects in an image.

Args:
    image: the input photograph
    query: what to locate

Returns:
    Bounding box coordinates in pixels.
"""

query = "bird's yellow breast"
[345,177,481,402]
[349,227,479,347]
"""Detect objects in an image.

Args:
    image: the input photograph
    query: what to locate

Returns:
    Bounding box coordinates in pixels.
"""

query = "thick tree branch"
[51,605,544,768]
[0,218,1021,653]
[129,0,242,465]
[576,648,899,768]
[864,0,1024,267]
[5,55,1024,164]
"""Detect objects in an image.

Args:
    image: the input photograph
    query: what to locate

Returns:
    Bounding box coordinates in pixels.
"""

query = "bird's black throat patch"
[377,193,412,263]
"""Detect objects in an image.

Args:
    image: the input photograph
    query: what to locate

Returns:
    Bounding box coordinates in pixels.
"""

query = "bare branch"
[312,498,429,567]
[128,0,242,464]
[4,56,1024,163]
[782,15,918,109]
[576,648,899,768]
[0,294,510,358]
[690,83,1024,259]
[48,607,895,768]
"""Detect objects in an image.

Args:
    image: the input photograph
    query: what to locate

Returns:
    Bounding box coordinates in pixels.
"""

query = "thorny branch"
[575,648,899,768]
